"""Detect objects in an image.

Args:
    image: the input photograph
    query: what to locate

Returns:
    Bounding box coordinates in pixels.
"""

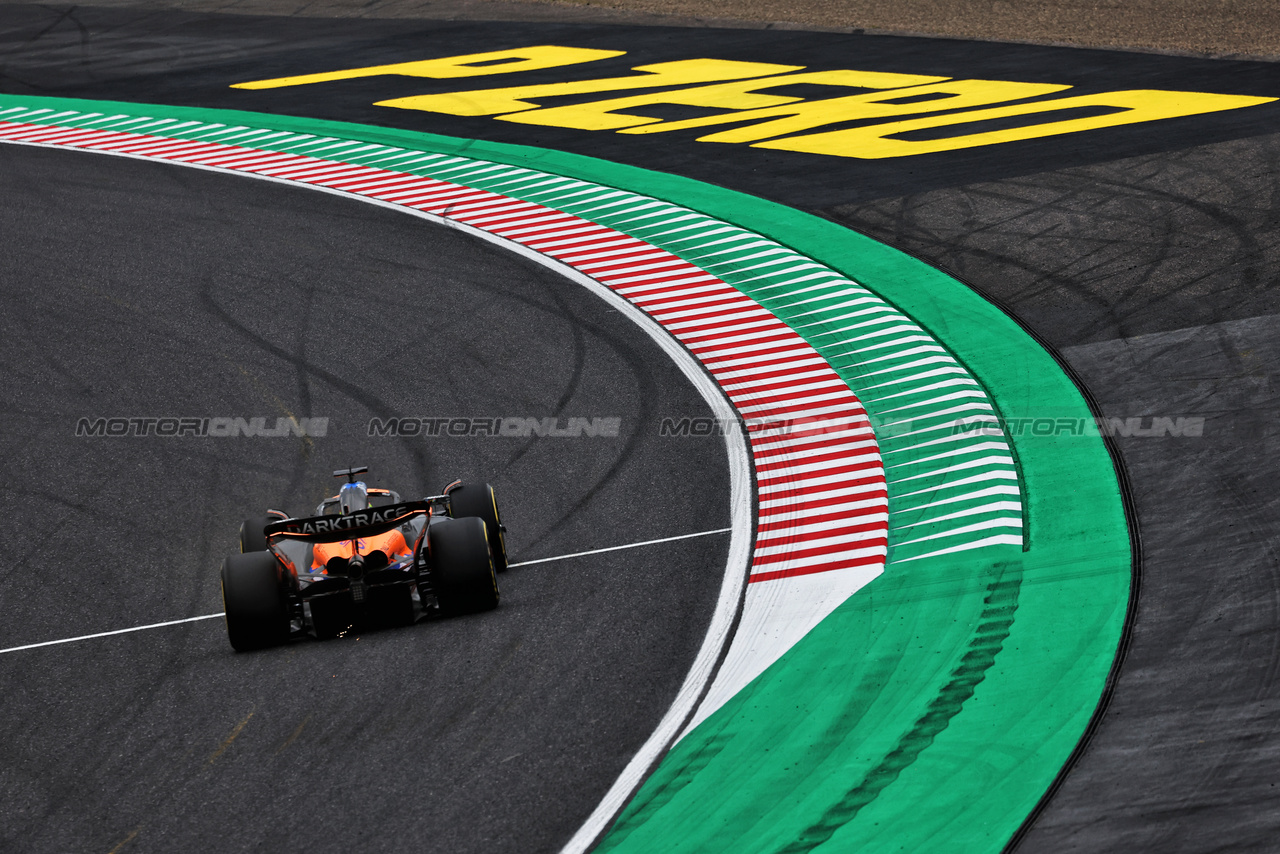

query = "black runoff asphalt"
[0,144,731,853]
[2,5,1280,853]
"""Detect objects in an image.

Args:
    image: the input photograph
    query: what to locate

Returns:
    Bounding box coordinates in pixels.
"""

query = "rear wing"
[264,499,433,544]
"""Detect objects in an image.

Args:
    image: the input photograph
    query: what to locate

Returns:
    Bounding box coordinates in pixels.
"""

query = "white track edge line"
[0,614,225,654]
[510,528,732,567]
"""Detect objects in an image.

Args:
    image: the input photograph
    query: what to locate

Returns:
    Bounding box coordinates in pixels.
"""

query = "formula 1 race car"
[219,466,508,652]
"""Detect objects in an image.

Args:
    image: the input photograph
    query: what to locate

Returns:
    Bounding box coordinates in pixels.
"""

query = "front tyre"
[221,551,291,651]
[239,514,272,553]
[429,517,499,616]
[447,482,508,573]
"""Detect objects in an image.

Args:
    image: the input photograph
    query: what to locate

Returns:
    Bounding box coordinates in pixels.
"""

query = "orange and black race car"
[219,466,508,652]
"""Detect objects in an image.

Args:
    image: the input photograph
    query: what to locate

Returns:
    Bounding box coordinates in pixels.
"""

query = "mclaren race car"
[219,466,507,652]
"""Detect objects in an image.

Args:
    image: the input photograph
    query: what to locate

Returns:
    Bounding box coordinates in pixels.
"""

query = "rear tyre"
[447,482,508,573]
[239,514,272,553]
[221,551,290,652]
[429,517,499,616]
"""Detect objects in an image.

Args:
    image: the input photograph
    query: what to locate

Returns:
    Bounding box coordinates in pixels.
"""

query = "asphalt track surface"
[1,5,1279,854]
[0,143,731,853]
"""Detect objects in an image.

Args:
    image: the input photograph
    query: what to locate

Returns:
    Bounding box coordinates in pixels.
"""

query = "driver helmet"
[338,480,369,514]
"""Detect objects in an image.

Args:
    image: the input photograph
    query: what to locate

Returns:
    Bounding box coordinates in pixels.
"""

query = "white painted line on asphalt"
[0,529,736,655]
[0,613,225,655]
[509,528,733,568]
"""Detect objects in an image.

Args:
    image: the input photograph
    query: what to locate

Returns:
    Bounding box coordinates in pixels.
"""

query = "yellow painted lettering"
[497,69,945,131]
[757,89,1278,158]
[375,59,802,118]
[231,45,624,90]
[622,79,1069,142]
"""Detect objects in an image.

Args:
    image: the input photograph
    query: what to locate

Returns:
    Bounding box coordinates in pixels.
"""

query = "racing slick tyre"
[429,517,499,616]
[239,514,272,553]
[447,482,508,573]
[221,551,291,651]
